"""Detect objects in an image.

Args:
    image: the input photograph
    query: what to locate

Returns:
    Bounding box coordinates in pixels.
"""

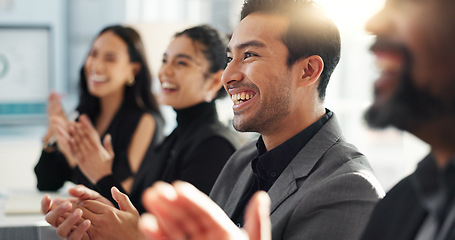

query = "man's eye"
[226,57,233,64]
[244,52,256,59]
[161,58,167,63]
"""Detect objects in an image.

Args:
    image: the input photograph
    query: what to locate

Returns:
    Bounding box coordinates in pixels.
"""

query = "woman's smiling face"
[84,31,136,99]
[158,35,216,110]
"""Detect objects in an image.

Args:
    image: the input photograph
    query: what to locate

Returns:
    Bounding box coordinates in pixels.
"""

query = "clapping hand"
[68,114,115,184]
[139,181,271,240]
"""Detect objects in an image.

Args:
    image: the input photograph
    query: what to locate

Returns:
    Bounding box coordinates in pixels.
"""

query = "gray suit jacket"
[210,114,384,240]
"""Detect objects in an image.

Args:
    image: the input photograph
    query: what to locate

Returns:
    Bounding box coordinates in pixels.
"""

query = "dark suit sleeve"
[179,136,235,196]
[34,150,73,191]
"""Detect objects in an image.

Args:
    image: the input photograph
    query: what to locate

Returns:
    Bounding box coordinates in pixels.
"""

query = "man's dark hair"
[241,0,341,100]
[175,25,229,99]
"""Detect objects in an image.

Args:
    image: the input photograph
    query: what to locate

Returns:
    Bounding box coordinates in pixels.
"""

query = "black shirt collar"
[252,109,333,191]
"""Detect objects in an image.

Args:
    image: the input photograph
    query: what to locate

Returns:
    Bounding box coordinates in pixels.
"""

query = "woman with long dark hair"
[34,25,163,194]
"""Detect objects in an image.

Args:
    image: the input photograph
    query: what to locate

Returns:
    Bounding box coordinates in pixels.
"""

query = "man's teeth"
[231,92,254,104]
[162,82,177,90]
[376,56,403,74]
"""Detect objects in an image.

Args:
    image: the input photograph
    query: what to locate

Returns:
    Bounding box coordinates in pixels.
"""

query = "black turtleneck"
[158,102,237,191]
[175,101,218,128]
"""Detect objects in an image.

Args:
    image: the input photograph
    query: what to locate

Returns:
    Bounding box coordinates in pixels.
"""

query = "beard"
[233,92,291,133]
[232,78,292,134]
[365,45,455,132]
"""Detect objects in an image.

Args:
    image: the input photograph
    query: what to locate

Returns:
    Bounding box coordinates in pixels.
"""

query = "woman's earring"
[127,76,135,86]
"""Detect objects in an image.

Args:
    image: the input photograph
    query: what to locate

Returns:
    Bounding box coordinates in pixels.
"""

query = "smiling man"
[205,1,384,238]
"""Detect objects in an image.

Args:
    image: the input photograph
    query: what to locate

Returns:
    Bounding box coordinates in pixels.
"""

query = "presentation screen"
[0,26,51,123]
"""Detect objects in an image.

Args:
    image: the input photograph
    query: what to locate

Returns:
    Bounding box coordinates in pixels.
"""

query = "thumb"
[244,191,271,240]
[103,134,115,158]
[111,187,138,214]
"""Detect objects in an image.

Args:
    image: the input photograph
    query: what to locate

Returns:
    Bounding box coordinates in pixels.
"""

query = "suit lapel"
[223,165,254,217]
[268,167,299,214]
[268,114,343,215]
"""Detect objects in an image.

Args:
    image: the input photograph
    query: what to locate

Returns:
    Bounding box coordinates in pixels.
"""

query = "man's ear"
[296,55,324,87]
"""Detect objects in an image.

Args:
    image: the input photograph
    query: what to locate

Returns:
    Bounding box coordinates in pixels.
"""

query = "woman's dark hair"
[76,25,160,121]
[174,25,229,100]
[241,0,341,100]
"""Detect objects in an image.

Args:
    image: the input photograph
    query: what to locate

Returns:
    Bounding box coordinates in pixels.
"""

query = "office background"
[0,0,429,192]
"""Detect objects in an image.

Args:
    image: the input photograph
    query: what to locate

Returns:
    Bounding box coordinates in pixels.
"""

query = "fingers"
[111,187,138,215]
[67,123,84,162]
[78,114,97,135]
[69,185,113,207]
[54,122,74,151]
[55,208,86,239]
[77,199,112,216]
[103,134,115,157]
[69,115,98,166]
[69,185,100,200]
[138,214,168,240]
[51,115,68,129]
[41,195,69,218]
[44,200,72,227]
[71,114,107,163]
[67,219,91,240]
[173,181,237,230]
[142,182,187,239]
[48,92,64,103]
[244,191,271,240]
[54,122,71,140]
[77,115,100,148]
[142,181,241,240]
[71,123,93,160]
[48,92,65,118]
[173,181,244,239]
[48,91,59,102]
[41,195,52,214]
